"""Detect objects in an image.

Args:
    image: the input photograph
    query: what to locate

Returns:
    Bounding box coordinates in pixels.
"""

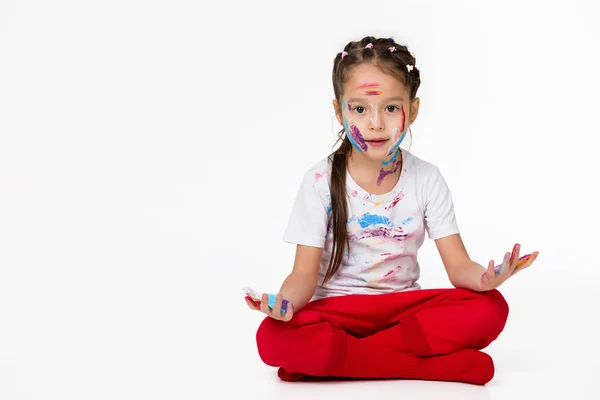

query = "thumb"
[283,303,295,322]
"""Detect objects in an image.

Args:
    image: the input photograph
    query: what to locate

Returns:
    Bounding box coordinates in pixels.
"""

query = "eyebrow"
[346,96,405,103]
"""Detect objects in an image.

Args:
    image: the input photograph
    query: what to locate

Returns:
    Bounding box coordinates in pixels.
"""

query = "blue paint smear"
[358,212,393,228]
[401,216,413,225]
[381,147,399,166]
[386,130,408,156]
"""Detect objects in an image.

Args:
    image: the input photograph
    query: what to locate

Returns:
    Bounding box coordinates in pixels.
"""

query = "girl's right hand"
[246,293,294,322]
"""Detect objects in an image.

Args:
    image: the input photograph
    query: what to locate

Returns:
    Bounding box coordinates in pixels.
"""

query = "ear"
[332,99,343,126]
[408,97,420,125]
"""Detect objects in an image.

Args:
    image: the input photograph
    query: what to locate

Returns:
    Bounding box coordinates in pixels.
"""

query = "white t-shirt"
[283,148,460,301]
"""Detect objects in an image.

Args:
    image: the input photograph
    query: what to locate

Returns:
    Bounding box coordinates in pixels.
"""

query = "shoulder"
[299,156,332,189]
[403,149,441,179]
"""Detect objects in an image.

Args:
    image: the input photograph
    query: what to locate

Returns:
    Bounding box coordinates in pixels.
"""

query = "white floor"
[1,274,598,399]
[225,280,599,400]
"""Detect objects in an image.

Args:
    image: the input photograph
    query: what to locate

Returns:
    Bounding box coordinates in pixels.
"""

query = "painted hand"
[245,293,294,322]
[480,243,540,291]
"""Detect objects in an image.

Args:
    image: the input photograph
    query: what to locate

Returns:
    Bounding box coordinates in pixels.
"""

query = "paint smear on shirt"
[385,192,405,210]
[357,213,393,228]
[401,216,414,225]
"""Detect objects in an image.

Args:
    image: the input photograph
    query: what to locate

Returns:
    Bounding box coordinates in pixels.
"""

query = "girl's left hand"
[480,243,539,291]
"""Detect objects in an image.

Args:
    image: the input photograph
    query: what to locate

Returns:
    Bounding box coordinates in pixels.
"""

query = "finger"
[513,251,539,275]
[482,259,495,289]
[245,298,259,310]
[509,244,521,274]
[274,293,284,318]
[499,251,511,275]
[486,259,494,280]
[260,293,271,315]
[282,303,294,322]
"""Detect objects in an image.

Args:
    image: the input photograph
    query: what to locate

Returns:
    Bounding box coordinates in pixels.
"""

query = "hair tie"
[341,51,348,59]
[389,46,396,53]
[406,64,414,72]
[365,43,373,49]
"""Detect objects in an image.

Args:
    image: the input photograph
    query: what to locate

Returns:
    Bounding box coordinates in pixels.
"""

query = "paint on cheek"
[344,117,365,152]
[386,105,408,155]
[350,124,368,151]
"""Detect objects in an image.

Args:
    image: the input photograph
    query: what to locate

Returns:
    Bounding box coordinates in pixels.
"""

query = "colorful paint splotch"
[343,120,368,152]
[356,83,381,89]
[357,212,393,228]
[365,90,383,96]
[384,192,405,210]
[401,216,414,225]
[377,157,402,186]
[382,147,399,166]
[380,265,403,283]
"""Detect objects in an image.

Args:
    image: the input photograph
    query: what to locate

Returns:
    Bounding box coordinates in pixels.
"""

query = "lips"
[366,138,388,147]
[365,138,388,143]
[366,138,388,142]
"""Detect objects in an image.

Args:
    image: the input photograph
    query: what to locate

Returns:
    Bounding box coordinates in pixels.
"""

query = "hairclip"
[365,43,373,49]
[406,64,414,72]
[389,46,396,53]
[341,51,348,59]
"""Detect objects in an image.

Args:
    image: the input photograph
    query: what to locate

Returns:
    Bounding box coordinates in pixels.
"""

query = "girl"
[246,36,539,385]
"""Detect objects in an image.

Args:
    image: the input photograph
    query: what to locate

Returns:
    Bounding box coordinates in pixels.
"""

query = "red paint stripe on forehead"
[356,83,380,89]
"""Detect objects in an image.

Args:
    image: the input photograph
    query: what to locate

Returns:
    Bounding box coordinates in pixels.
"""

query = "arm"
[434,233,486,292]
[278,244,322,311]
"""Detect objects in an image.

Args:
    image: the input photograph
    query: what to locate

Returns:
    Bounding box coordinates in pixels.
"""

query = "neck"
[348,147,402,187]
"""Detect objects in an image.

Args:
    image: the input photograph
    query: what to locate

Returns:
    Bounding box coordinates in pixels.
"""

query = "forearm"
[278,270,318,311]
[448,260,487,292]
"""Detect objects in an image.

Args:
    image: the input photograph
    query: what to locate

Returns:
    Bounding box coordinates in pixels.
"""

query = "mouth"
[366,138,388,147]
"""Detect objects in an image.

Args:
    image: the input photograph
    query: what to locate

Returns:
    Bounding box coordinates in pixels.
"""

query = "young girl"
[246,36,539,385]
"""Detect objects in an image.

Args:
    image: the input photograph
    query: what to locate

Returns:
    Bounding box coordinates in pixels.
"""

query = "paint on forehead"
[357,83,381,89]
[365,90,383,96]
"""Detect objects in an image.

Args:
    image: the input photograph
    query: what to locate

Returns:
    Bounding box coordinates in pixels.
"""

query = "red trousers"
[256,288,509,385]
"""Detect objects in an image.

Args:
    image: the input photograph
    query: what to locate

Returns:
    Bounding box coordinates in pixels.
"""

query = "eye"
[386,105,400,112]
[353,106,366,114]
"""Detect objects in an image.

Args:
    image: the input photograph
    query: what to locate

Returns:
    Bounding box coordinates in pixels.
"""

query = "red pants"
[256,288,509,385]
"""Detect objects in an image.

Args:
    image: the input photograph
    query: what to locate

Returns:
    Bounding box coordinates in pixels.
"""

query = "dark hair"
[323,36,422,284]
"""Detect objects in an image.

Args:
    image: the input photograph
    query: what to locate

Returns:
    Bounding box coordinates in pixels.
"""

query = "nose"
[369,116,385,131]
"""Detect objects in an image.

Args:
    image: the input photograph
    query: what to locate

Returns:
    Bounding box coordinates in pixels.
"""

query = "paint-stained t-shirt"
[283,148,460,301]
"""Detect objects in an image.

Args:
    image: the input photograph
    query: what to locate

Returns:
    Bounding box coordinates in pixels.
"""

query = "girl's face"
[333,63,419,162]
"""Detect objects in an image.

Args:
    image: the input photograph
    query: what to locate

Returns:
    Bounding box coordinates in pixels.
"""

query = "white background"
[1,0,599,398]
